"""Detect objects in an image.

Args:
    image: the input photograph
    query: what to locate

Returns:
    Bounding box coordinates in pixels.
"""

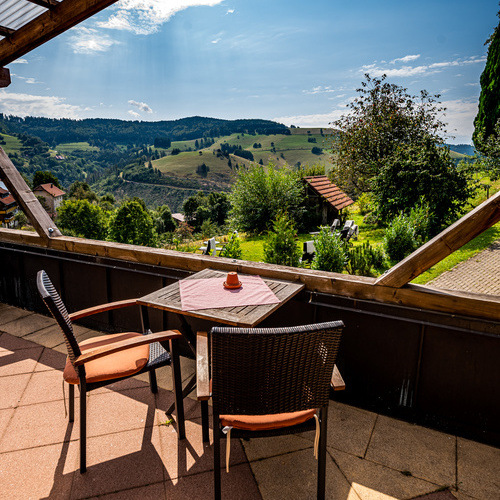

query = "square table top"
[137,268,305,328]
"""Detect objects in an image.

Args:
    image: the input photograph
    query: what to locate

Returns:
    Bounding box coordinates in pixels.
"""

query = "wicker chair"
[37,270,186,473]
[197,321,344,500]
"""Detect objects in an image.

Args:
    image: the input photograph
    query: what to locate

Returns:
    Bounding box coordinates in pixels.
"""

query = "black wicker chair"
[37,270,186,473]
[197,321,344,500]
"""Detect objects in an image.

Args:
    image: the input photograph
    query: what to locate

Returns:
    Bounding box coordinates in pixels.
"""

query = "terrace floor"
[1,303,498,500]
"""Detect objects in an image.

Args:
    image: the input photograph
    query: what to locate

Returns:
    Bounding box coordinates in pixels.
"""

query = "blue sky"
[0,0,498,144]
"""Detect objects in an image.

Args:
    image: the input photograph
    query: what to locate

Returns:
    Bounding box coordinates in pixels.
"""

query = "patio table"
[137,267,305,440]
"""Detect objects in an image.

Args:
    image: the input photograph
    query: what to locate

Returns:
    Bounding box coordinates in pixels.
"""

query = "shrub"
[383,213,418,262]
[221,232,243,260]
[346,242,386,276]
[356,192,375,215]
[311,227,347,273]
[263,213,301,267]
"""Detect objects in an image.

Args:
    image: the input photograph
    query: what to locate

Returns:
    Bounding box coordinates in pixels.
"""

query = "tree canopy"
[32,170,62,189]
[228,163,305,234]
[57,199,107,240]
[107,200,157,246]
[473,7,500,156]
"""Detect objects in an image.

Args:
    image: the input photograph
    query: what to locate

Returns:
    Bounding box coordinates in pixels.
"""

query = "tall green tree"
[108,200,157,246]
[473,6,500,155]
[229,163,305,234]
[330,74,446,197]
[68,181,98,202]
[263,213,301,267]
[57,199,108,240]
[32,170,62,189]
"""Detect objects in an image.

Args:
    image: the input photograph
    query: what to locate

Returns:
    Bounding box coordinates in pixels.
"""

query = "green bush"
[263,213,301,267]
[221,232,243,260]
[356,192,375,215]
[311,227,347,273]
[346,242,386,276]
[383,214,418,262]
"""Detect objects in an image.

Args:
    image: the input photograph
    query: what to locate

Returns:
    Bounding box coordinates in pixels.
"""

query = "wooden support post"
[0,67,10,87]
[375,190,500,288]
[0,147,62,239]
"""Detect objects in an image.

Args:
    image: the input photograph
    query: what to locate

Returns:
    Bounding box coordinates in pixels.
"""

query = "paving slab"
[0,373,31,409]
[456,437,500,500]
[0,331,41,351]
[0,344,43,376]
[1,312,56,337]
[0,440,78,500]
[331,448,438,500]
[0,307,33,327]
[251,447,359,500]
[365,415,456,487]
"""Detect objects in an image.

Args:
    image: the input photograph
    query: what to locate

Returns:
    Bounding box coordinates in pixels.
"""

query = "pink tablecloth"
[179,275,280,311]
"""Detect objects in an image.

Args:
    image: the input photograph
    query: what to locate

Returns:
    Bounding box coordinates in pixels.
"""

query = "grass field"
[0,133,23,153]
[55,142,99,153]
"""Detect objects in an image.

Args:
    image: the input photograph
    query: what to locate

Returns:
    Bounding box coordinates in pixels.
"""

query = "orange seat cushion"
[220,409,317,431]
[63,332,149,385]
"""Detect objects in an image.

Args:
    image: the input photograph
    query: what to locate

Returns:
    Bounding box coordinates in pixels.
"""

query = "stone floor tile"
[19,369,65,405]
[0,307,32,328]
[24,324,66,348]
[165,463,263,500]
[155,385,205,421]
[251,447,360,500]
[365,415,456,486]
[34,347,67,372]
[0,399,77,452]
[0,332,41,351]
[331,448,439,500]
[2,312,56,337]
[85,386,156,438]
[314,402,377,457]
[0,345,43,376]
[157,418,247,480]
[450,490,478,500]
[91,375,150,395]
[412,490,457,499]
[69,427,166,499]
[134,355,196,391]
[242,432,313,461]
[0,440,78,500]
[0,373,31,409]
[457,437,500,500]
[0,408,14,440]
[85,482,166,500]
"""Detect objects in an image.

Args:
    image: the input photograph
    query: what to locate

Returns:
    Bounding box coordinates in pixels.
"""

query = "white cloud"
[273,109,346,128]
[128,110,141,118]
[15,76,42,85]
[128,99,153,113]
[226,9,234,14]
[211,38,221,44]
[0,91,82,118]
[441,98,479,143]
[97,0,225,35]
[363,55,487,79]
[69,27,120,54]
[303,85,336,95]
[10,59,28,64]
[391,54,420,64]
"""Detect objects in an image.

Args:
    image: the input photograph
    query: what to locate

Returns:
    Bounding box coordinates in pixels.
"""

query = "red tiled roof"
[0,193,16,206]
[34,183,65,197]
[303,175,354,210]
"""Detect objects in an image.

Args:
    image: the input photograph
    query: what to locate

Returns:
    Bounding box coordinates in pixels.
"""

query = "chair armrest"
[73,330,182,366]
[331,364,345,391]
[196,331,211,400]
[69,299,138,321]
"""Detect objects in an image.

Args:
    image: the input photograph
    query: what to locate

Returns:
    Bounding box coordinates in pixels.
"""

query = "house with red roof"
[302,175,354,227]
[33,183,65,218]
[0,186,18,224]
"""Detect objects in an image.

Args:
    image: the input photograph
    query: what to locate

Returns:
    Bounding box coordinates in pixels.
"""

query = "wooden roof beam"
[375,190,500,288]
[0,67,10,87]
[0,25,16,37]
[0,0,120,66]
[0,147,62,239]
[27,0,58,7]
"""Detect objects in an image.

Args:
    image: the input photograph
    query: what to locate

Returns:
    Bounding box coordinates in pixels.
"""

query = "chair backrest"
[210,321,343,416]
[303,240,316,254]
[330,219,341,231]
[37,270,81,364]
[203,237,217,256]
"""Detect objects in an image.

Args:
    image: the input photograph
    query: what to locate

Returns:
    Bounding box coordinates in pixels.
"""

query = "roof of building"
[33,183,65,197]
[0,186,8,195]
[172,213,185,223]
[303,175,354,211]
[0,193,16,207]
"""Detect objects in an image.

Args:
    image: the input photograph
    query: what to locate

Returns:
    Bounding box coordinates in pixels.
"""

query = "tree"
[229,163,305,234]
[473,7,500,155]
[330,74,447,197]
[32,170,61,189]
[263,213,301,267]
[57,199,108,240]
[182,191,230,230]
[68,181,98,202]
[108,200,157,246]
[152,204,176,234]
[373,138,475,227]
[311,227,347,273]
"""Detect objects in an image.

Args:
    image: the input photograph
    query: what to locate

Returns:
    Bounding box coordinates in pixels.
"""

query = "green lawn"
[0,133,23,153]
[56,142,99,152]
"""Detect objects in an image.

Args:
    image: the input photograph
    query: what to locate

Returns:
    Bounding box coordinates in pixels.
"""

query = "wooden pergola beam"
[0,67,10,87]
[375,190,500,288]
[0,25,15,38]
[0,147,61,239]
[26,0,58,8]
[0,0,120,67]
